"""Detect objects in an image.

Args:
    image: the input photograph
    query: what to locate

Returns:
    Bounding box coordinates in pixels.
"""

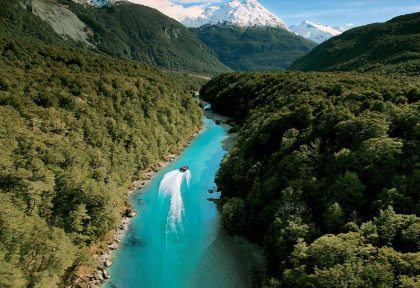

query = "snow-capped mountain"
[290,20,343,43]
[182,0,290,31]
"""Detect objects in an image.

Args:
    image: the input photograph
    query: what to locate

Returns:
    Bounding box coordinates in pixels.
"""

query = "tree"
[221,197,246,232]
[327,171,365,217]
[323,203,345,233]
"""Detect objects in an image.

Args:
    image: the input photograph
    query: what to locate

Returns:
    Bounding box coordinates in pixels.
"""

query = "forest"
[0,37,202,287]
[190,25,316,71]
[201,71,420,287]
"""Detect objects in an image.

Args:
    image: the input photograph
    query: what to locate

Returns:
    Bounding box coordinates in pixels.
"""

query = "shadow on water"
[188,230,266,288]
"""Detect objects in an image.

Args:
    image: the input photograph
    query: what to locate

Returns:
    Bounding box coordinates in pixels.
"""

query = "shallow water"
[104,117,263,288]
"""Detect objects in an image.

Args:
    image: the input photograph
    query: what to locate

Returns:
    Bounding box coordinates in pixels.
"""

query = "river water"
[104,117,264,288]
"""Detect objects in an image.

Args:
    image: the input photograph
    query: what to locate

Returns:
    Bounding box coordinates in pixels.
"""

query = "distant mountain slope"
[0,0,67,45]
[59,0,231,75]
[3,0,230,76]
[190,25,317,71]
[290,20,343,43]
[289,13,420,75]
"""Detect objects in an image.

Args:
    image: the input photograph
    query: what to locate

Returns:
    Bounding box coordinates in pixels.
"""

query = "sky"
[127,0,420,28]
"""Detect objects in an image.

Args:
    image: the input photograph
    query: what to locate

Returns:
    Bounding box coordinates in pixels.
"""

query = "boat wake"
[158,169,191,232]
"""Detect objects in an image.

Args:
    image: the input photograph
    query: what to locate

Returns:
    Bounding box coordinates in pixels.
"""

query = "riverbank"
[86,126,203,287]
[203,110,238,151]
[203,111,266,279]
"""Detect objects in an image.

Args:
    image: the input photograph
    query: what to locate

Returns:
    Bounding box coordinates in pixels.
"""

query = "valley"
[0,0,419,287]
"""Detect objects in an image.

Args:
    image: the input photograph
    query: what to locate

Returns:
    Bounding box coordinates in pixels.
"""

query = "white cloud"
[127,0,224,21]
[346,23,355,27]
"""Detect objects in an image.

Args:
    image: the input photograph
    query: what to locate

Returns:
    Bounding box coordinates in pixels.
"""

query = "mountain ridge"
[290,20,343,43]
[289,12,420,76]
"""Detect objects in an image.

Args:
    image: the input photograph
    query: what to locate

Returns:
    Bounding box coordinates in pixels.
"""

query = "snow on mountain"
[290,20,343,43]
[182,0,290,31]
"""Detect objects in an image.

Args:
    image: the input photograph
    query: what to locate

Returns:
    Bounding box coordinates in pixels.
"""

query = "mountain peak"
[290,20,342,43]
[182,0,290,30]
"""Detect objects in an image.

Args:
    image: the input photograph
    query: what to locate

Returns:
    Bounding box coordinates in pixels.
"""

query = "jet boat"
[180,166,188,172]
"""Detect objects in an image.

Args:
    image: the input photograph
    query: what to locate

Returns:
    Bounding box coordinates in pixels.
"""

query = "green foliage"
[190,25,317,71]
[0,0,67,46]
[164,71,209,91]
[282,214,420,288]
[0,194,77,288]
[323,203,345,233]
[201,71,420,286]
[289,12,420,76]
[221,197,246,232]
[0,37,202,287]
[58,0,231,76]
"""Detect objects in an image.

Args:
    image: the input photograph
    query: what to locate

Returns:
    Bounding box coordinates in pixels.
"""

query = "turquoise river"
[104,116,264,288]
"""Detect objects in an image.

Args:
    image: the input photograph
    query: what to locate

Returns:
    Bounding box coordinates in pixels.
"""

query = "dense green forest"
[289,13,420,76]
[190,25,317,71]
[0,37,202,287]
[201,72,420,287]
[58,0,231,75]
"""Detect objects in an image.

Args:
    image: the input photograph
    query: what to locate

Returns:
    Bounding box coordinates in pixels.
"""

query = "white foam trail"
[203,104,211,111]
[158,169,191,230]
[185,170,191,187]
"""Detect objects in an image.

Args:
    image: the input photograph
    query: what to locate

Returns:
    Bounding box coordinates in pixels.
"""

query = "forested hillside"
[190,25,316,71]
[201,72,420,287]
[0,0,67,45]
[58,0,231,75]
[1,0,231,76]
[0,37,202,287]
[289,12,420,76]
